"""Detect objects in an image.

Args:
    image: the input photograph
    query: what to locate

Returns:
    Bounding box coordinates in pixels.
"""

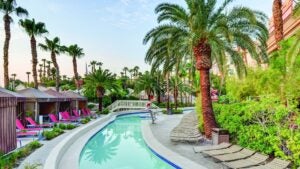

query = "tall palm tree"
[273,0,284,46]
[46,60,51,78]
[39,37,64,92]
[41,58,46,78]
[89,61,97,72]
[133,66,140,77]
[84,69,120,111]
[96,61,103,70]
[123,67,129,77]
[0,0,28,88]
[65,44,84,89]
[26,71,30,86]
[144,0,268,138]
[39,64,43,82]
[19,18,48,89]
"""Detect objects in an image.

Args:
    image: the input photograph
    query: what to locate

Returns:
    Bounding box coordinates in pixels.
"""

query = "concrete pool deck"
[148,114,222,169]
[18,111,220,169]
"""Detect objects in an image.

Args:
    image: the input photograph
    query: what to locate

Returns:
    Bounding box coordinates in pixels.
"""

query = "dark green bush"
[42,128,64,140]
[172,109,183,114]
[87,103,96,110]
[80,117,91,124]
[57,123,76,130]
[101,108,110,114]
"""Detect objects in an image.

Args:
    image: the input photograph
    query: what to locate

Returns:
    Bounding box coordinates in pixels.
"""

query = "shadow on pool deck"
[149,114,222,169]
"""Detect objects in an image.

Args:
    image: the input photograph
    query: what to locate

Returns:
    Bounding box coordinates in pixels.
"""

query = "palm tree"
[39,37,64,92]
[89,61,97,72]
[39,64,43,82]
[11,73,16,90]
[65,44,84,89]
[41,58,46,78]
[0,0,28,88]
[19,18,48,89]
[144,0,268,138]
[273,0,284,46]
[26,71,30,86]
[135,71,158,100]
[123,67,129,77]
[46,60,51,78]
[84,68,120,111]
[96,61,103,70]
[133,66,140,77]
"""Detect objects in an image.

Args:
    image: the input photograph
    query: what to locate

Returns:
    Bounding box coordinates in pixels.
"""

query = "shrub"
[172,109,183,114]
[196,95,204,133]
[101,108,110,114]
[42,128,64,140]
[0,141,42,168]
[57,123,76,130]
[87,103,96,110]
[80,117,91,124]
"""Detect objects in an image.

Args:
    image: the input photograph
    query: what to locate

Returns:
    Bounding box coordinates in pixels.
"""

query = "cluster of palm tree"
[144,0,269,138]
[121,66,141,80]
[1,0,85,92]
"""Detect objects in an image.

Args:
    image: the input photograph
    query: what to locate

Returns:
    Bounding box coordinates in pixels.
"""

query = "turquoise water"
[79,114,176,169]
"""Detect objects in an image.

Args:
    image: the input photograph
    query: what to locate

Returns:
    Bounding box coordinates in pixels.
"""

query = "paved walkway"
[149,113,222,169]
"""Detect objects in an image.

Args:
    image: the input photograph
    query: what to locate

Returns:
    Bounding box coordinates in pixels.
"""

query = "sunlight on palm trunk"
[30,36,38,89]
[273,0,284,45]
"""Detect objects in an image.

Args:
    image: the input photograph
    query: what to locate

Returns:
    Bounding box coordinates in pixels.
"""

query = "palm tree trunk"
[98,97,103,111]
[3,14,11,88]
[273,0,284,45]
[30,36,39,89]
[166,73,171,114]
[51,52,60,92]
[72,56,79,89]
[194,41,217,138]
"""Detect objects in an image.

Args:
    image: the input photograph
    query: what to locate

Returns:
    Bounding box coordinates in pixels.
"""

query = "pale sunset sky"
[0,0,273,86]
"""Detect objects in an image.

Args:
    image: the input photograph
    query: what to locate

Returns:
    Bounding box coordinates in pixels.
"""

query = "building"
[268,0,300,53]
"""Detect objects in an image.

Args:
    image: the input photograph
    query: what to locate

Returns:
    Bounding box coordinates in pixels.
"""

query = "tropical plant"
[144,0,268,137]
[84,68,120,111]
[135,71,159,100]
[19,18,48,89]
[89,61,97,72]
[39,37,64,91]
[0,0,28,88]
[65,44,84,89]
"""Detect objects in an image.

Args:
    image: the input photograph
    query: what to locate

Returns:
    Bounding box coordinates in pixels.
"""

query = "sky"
[0,0,273,85]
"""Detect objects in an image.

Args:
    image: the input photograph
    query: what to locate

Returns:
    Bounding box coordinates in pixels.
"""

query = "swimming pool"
[79,114,178,169]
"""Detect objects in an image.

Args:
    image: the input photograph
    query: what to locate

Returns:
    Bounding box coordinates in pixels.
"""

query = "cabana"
[62,91,87,110]
[16,88,57,122]
[0,88,26,124]
[0,90,17,153]
[44,89,72,112]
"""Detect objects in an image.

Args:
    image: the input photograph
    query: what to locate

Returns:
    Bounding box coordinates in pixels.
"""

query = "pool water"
[79,114,177,169]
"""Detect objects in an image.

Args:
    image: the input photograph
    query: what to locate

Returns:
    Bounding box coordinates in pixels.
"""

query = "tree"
[19,18,48,89]
[46,60,51,79]
[0,0,28,88]
[89,61,97,72]
[123,67,129,77]
[39,37,64,92]
[144,0,268,138]
[41,58,46,78]
[26,71,30,86]
[84,69,120,111]
[135,71,158,100]
[65,44,84,90]
[133,66,140,77]
[273,0,284,46]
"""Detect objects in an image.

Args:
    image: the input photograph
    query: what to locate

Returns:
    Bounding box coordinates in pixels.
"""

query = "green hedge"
[0,141,42,168]
[42,128,64,140]
[212,96,300,167]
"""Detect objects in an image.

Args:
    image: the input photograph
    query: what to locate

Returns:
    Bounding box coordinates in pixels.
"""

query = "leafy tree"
[144,0,268,137]
[39,37,64,91]
[272,0,284,46]
[19,18,48,89]
[84,69,120,111]
[0,0,28,88]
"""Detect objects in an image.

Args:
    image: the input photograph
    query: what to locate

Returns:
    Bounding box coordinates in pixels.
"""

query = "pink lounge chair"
[49,114,69,123]
[16,119,42,131]
[26,117,53,128]
[73,109,80,117]
[59,112,78,122]
[63,111,80,121]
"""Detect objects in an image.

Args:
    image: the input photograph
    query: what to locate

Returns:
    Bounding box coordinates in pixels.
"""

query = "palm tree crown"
[19,18,48,37]
[39,37,64,91]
